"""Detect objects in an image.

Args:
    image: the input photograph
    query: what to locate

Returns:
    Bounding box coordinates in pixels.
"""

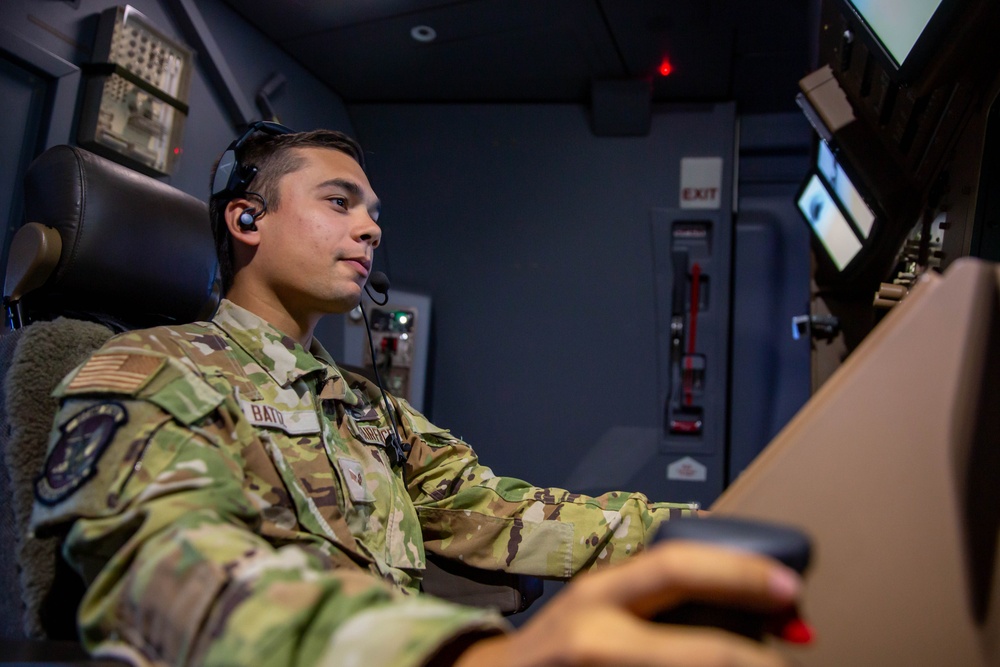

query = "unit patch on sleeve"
[35,402,128,506]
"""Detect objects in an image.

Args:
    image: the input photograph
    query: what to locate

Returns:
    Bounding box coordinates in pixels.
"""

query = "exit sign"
[679,157,723,210]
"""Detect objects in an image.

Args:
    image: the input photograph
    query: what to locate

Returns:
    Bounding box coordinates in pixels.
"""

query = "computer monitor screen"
[816,141,876,238]
[798,174,863,271]
[846,0,944,69]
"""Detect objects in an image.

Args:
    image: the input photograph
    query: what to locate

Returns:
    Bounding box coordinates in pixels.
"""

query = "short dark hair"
[209,128,367,294]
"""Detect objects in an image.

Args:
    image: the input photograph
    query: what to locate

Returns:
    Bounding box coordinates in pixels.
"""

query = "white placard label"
[667,456,708,482]
[680,157,723,210]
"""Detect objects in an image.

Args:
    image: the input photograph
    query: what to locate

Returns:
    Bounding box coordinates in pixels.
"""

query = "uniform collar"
[211,299,355,398]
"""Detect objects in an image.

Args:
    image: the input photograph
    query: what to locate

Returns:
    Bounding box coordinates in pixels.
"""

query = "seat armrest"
[3,223,62,323]
[422,553,544,615]
[0,639,122,665]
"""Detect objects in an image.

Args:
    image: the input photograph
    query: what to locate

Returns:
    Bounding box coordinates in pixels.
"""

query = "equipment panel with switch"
[343,288,432,413]
[365,307,417,400]
[651,208,733,506]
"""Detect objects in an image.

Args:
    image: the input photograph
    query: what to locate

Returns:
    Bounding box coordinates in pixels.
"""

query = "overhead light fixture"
[410,25,437,43]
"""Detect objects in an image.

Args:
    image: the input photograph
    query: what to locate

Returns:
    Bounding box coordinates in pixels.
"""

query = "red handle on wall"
[684,262,701,406]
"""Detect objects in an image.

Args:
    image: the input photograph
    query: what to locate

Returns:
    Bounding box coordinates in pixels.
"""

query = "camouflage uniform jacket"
[30,299,697,667]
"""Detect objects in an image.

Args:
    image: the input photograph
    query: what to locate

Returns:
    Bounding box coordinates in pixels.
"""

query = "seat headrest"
[18,145,219,329]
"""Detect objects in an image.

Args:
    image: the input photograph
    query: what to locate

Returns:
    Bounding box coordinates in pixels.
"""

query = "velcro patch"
[67,353,165,394]
[337,457,374,503]
[35,402,127,505]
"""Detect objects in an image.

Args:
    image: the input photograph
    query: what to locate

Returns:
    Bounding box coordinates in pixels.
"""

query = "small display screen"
[798,174,863,271]
[816,141,875,238]
[847,0,943,67]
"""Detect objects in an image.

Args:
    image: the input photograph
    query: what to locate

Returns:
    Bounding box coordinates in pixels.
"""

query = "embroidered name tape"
[350,420,395,447]
[240,399,320,434]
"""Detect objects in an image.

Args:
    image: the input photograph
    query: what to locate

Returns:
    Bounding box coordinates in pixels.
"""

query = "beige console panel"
[714,258,1000,666]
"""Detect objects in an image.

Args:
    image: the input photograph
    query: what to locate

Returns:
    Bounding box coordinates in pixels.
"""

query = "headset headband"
[211,120,295,201]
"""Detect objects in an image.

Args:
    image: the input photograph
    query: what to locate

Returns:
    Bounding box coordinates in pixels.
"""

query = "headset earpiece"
[238,208,258,231]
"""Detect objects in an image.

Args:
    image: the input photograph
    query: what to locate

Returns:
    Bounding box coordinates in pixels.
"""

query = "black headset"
[212,120,295,230]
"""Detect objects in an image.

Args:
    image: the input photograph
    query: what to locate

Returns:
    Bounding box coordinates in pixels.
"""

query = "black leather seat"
[0,144,218,660]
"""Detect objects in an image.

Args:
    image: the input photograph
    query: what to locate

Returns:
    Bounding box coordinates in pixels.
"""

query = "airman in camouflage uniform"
[31,299,696,666]
[30,126,802,667]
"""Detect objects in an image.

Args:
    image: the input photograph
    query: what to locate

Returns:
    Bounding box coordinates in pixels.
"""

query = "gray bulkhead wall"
[730,114,813,483]
[350,103,744,507]
[349,104,811,624]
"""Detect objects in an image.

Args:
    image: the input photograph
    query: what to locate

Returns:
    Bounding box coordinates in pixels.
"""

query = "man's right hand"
[451,541,804,667]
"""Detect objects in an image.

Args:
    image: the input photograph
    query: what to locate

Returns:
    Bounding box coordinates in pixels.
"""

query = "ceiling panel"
[223,0,817,111]
[222,0,462,41]
[279,0,622,102]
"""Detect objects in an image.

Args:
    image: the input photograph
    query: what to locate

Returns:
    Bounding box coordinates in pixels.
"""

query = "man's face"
[252,147,382,316]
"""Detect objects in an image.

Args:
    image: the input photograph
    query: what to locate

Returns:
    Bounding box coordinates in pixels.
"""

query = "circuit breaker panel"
[343,288,432,413]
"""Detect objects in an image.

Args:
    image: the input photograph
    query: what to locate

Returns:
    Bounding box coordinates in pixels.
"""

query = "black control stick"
[652,516,812,642]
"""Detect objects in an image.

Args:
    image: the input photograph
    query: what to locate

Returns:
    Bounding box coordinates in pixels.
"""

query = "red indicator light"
[173,147,182,155]
[658,58,674,77]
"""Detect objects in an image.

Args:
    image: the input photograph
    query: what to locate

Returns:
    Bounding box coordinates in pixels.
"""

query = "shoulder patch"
[65,353,166,395]
[35,402,128,506]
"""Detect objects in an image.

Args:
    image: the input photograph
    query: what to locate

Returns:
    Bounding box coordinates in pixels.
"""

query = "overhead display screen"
[798,174,863,272]
[847,0,943,67]
[816,141,876,238]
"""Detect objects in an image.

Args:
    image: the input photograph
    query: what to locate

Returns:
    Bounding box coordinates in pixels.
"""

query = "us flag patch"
[67,353,165,394]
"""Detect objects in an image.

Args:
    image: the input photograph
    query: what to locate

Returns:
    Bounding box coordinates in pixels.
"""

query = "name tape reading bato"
[239,399,321,434]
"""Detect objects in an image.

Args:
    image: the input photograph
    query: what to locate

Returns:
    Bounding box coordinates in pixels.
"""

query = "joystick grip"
[651,516,811,641]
